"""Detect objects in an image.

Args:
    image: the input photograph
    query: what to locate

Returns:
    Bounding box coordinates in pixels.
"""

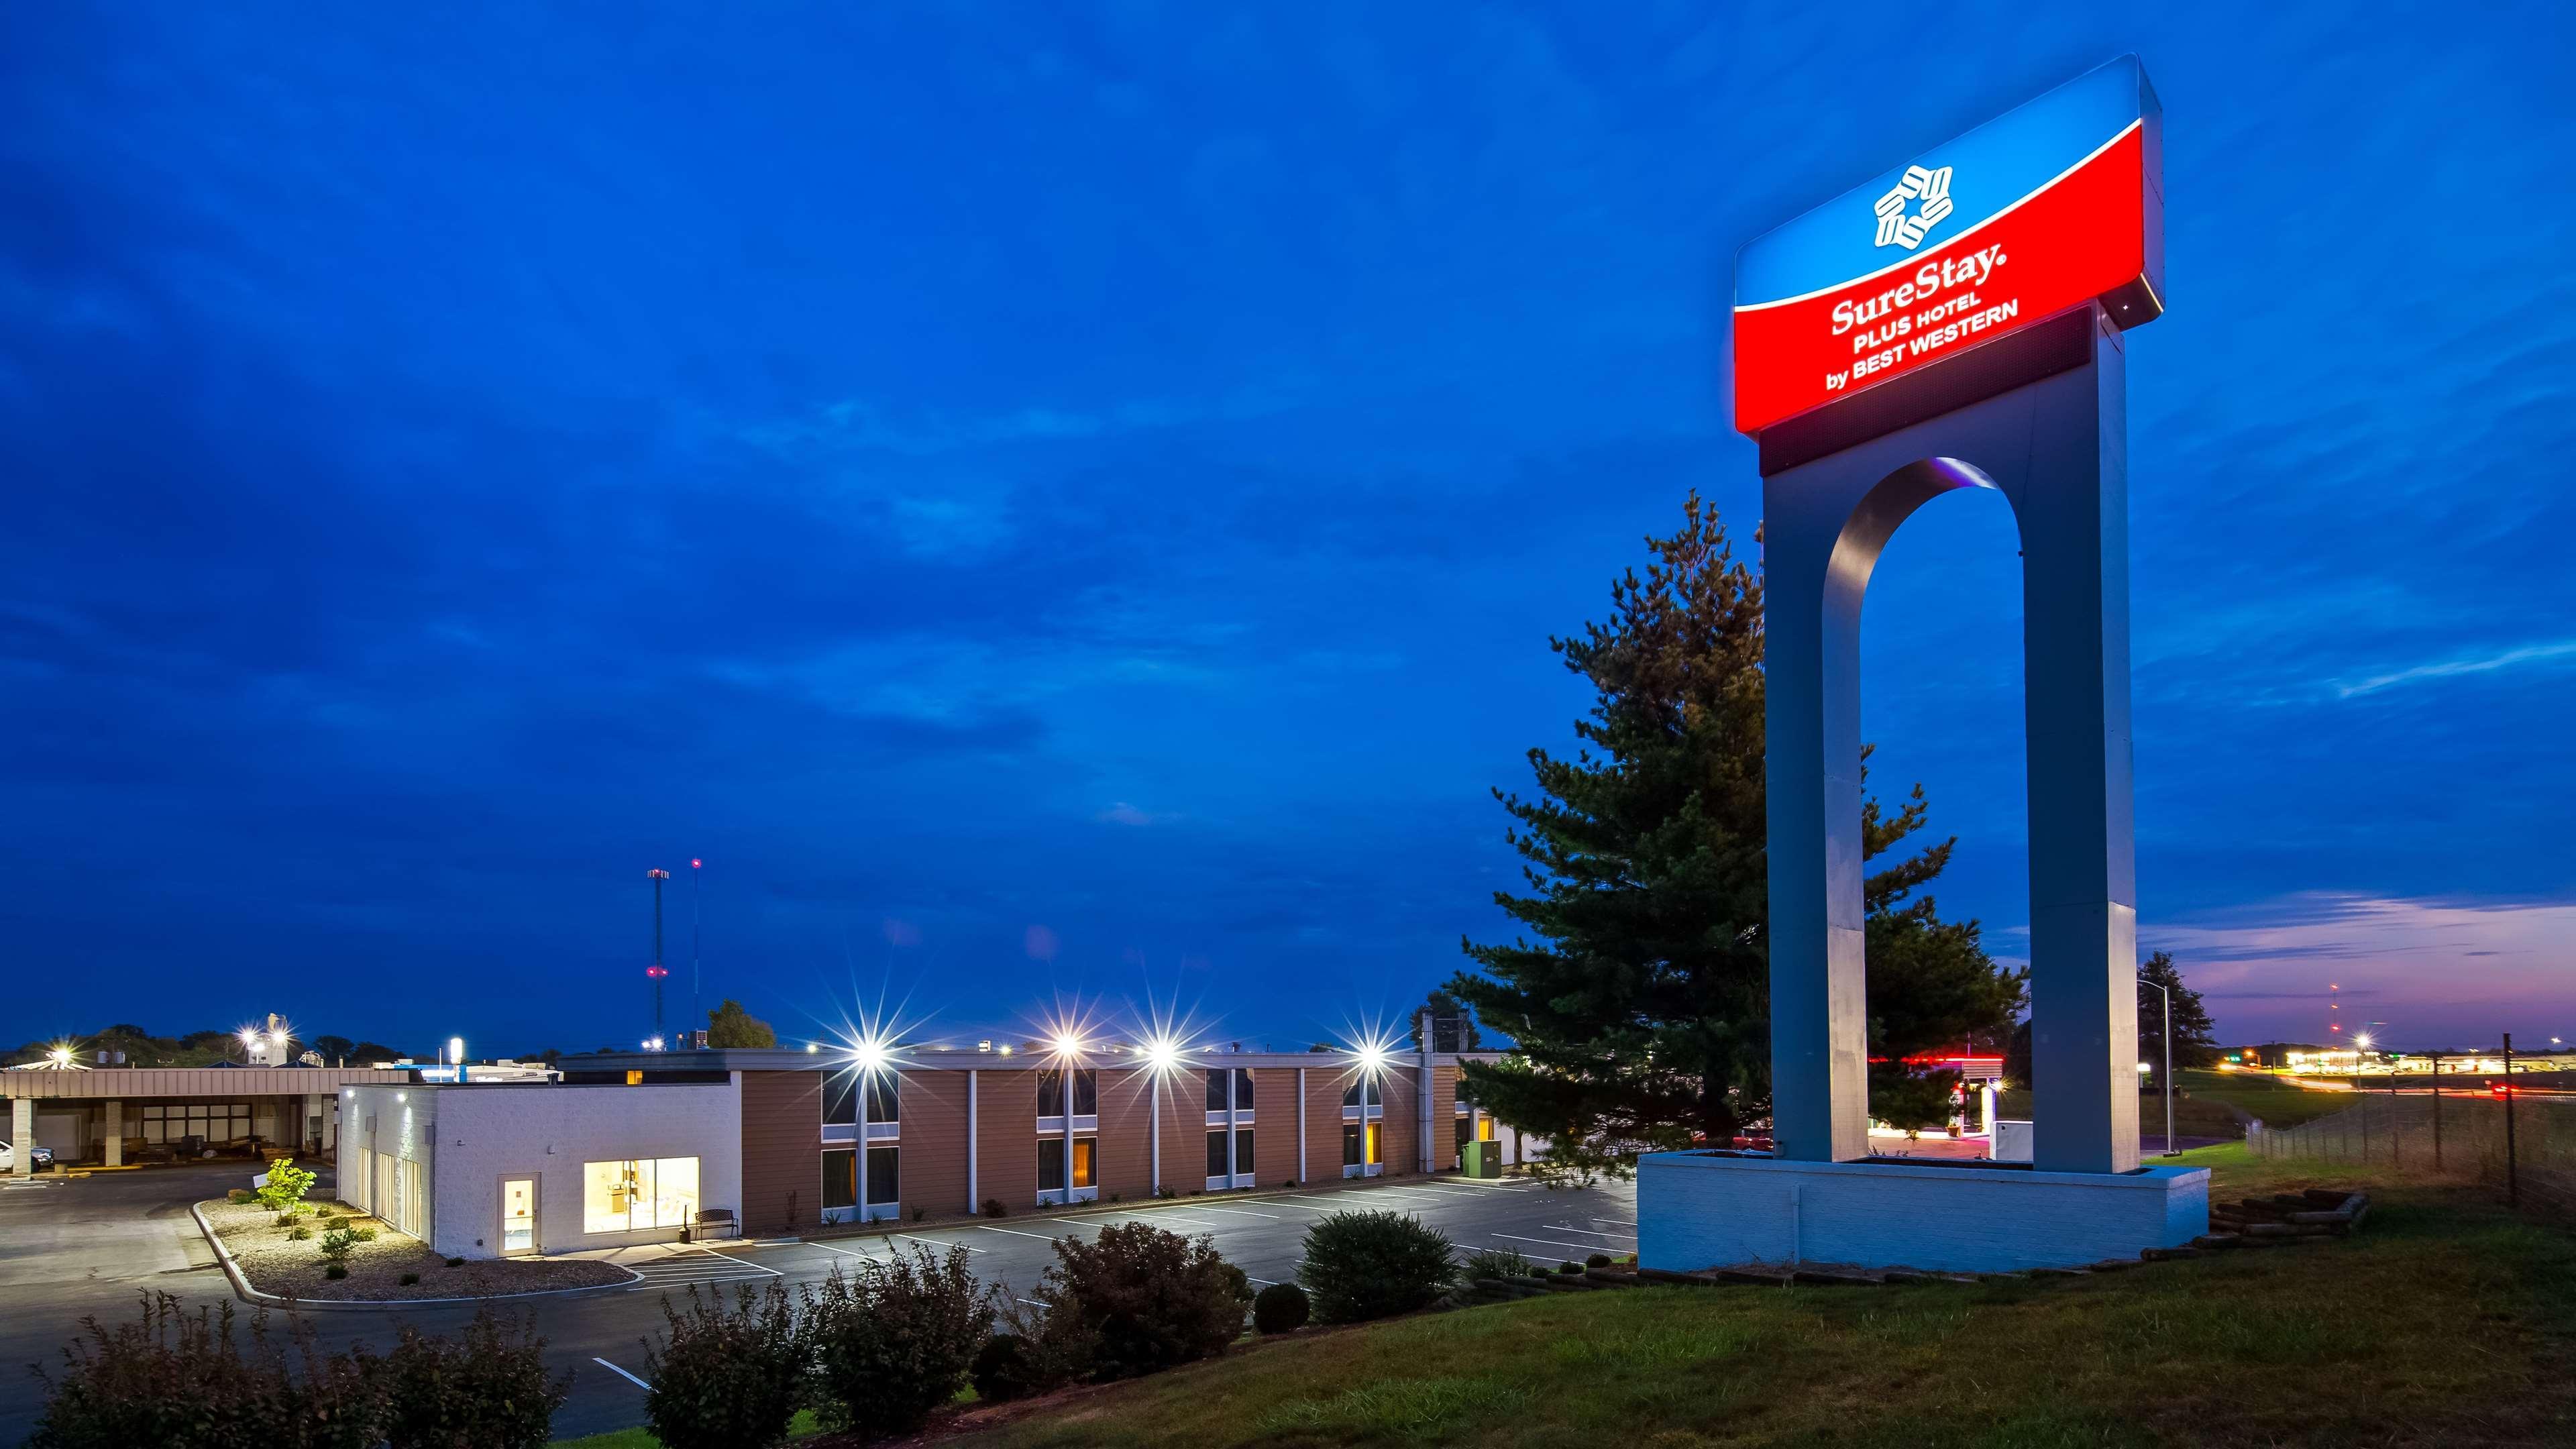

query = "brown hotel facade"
[567,1042,1521,1234]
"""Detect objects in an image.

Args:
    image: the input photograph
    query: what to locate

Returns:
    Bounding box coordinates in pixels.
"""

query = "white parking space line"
[1246,1275,1280,1285]
[1016,1297,1048,1308]
[1183,1205,1283,1220]
[976,1224,1064,1242]
[1540,1225,1632,1239]
[695,1246,785,1276]
[897,1233,985,1253]
[1491,1232,1619,1256]
[806,1240,885,1261]
[591,1358,651,1391]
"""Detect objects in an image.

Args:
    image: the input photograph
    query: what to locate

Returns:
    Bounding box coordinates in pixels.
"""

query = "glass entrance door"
[501,1177,536,1253]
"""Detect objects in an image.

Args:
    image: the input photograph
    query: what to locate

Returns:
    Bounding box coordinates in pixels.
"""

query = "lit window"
[583,1157,699,1233]
[1038,1137,1095,1192]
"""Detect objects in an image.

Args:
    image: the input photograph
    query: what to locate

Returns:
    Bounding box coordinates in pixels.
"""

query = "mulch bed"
[200,1198,628,1301]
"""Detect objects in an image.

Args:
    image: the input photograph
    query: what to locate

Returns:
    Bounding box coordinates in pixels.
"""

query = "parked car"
[0,1140,56,1171]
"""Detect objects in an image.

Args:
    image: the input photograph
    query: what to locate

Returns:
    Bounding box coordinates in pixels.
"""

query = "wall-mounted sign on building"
[1732,55,2164,436]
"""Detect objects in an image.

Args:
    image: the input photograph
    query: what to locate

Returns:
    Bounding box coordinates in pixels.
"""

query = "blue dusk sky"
[5,4,2571,1057]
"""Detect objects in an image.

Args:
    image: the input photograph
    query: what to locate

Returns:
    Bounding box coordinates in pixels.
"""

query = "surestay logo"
[1872,164,1954,250]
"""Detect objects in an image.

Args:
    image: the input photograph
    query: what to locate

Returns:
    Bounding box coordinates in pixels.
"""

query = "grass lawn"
[934,1145,2576,1448]
[2174,1069,2359,1129]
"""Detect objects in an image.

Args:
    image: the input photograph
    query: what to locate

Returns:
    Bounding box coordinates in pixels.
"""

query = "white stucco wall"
[1638,1150,2208,1273]
[337,1085,439,1242]
[418,1079,742,1260]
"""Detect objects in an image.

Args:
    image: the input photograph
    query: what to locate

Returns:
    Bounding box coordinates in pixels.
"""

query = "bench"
[685,1208,739,1242]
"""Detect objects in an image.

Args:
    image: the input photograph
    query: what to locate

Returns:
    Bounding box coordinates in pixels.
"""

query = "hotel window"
[824,1074,899,1129]
[1342,1079,1378,1110]
[1342,1125,1362,1167]
[1205,1130,1229,1178]
[582,1157,700,1233]
[1037,1069,1097,1117]
[1235,1128,1254,1176]
[865,1145,899,1206]
[1037,1136,1097,1192]
[822,1150,857,1212]
[1204,1068,1228,1111]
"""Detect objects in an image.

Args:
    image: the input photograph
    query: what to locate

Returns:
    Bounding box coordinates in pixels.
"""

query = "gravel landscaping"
[199,1198,630,1301]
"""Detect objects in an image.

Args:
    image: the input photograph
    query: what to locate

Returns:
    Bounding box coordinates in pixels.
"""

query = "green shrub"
[1036,1221,1248,1381]
[969,1334,1040,1403]
[24,1292,382,1449]
[380,1306,568,1449]
[1558,1260,1582,1275]
[350,1226,378,1242]
[1297,1211,1456,1324]
[288,1227,311,1242]
[642,1281,803,1449]
[1586,1253,1612,1269]
[980,1197,1007,1219]
[275,1214,299,1228]
[801,1246,994,1438]
[319,1229,358,1265]
[1460,1246,1531,1280]
[1252,1283,1310,1335]
[254,1159,317,1214]
[324,1265,350,1281]
[225,1189,257,1205]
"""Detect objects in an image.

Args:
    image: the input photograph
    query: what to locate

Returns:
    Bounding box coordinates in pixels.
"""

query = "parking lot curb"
[189,1201,643,1311]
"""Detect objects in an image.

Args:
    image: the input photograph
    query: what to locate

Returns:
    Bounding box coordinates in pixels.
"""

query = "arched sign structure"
[1639,56,2209,1274]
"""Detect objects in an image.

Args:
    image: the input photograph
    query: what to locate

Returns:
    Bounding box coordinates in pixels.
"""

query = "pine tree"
[2137,950,2218,1089]
[1450,494,2018,1176]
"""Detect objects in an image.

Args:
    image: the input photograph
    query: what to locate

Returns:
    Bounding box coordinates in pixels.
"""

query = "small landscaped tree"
[256,1159,317,1214]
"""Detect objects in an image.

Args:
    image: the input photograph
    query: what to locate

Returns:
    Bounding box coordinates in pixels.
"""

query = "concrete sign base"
[1637,1150,2208,1274]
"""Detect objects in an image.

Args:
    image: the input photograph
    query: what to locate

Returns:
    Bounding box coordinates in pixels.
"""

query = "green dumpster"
[1462,1140,1502,1179]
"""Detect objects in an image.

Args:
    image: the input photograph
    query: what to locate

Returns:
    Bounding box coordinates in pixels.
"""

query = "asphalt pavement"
[0,1164,1638,1442]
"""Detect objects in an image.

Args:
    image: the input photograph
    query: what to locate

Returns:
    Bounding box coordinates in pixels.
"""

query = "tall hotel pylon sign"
[1739,56,2164,1173]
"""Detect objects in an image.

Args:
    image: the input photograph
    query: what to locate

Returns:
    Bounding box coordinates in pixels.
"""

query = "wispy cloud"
[2147,892,2576,1042]
[2332,639,2576,698]
[1095,802,1175,827]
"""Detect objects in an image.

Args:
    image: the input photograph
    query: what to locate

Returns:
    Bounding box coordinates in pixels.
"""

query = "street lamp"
[2136,976,2176,1157]
[1142,1036,1184,1193]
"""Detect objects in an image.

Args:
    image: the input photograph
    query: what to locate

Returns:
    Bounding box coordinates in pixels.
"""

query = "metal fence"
[2250,1089,2573,1218]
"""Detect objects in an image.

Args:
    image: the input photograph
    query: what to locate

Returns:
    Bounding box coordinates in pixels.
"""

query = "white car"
[0,1140,55,1171]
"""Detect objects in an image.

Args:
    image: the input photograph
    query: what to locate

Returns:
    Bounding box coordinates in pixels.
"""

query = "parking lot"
[0,1163,1636,1442]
